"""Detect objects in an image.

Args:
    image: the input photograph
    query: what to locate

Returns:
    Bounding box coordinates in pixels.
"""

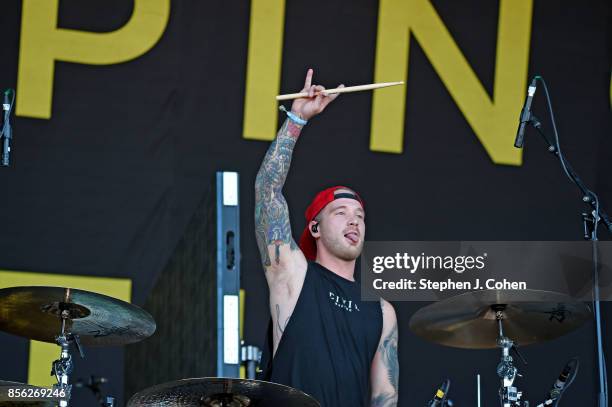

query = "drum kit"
[411,289,590,407]
[0,286,592,406]
[0,286,318,407]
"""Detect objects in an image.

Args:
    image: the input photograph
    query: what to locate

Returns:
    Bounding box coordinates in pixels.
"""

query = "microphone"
[427,379,450,406]
[2,89,13,166]
[546,357,579,401]
[514,77,538,148]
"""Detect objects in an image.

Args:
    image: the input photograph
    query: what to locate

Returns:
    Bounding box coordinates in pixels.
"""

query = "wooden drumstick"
[275,81,404,101]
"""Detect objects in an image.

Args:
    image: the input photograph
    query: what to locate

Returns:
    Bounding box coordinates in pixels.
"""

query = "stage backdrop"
[0,0,610,405]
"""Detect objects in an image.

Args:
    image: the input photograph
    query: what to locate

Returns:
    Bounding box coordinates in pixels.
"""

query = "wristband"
[279,105,308,126]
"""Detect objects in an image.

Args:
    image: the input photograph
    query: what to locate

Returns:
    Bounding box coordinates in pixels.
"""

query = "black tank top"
[259,262,383,407]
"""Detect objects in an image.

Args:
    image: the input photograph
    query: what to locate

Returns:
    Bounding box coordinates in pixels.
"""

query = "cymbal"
[127,378,320,407]
[0,381,57,406]
[0,286,156,346]
[409,289,591,349]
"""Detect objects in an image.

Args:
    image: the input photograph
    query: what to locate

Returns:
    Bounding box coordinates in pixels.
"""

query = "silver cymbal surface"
[0,286,156,346]
[409,289,592,349]
[128,378,320,407]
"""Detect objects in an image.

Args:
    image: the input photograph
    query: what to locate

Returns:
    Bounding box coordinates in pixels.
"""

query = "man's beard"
[321,234,363,261]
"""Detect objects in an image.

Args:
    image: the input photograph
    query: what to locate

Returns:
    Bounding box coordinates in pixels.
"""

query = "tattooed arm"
[254,68,341,274]
[370,299,399,407]
[255,68,342,351]
[254,116,306,273]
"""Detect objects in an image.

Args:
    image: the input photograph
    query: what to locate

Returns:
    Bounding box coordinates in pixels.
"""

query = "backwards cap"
[298,186,364,261]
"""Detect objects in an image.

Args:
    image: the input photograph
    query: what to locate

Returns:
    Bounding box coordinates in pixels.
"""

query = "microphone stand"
[519,77,609,407]
[1,89,15,167]
[529,114,612,231]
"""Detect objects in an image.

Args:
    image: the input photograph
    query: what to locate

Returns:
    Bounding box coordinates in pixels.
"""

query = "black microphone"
[427,379,450,406]
[2,90,12,166]
[547,357,579,400]
[514,77,538,148]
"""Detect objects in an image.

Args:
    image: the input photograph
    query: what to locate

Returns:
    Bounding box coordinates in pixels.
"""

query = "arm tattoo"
[254,118,303,267]
[380,322,399,392]
[371,393,396,407]
[372,301,399,407]
[274,303,291,343]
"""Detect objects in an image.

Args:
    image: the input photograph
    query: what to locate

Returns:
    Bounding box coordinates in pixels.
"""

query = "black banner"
[0,0,610,405]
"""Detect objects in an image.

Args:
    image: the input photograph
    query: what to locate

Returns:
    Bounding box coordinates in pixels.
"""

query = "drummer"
[255,68,399,407]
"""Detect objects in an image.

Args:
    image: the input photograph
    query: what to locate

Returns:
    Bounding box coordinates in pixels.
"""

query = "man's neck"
[315,253,356,281]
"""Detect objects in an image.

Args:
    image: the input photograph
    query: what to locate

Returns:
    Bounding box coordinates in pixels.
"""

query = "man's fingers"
[327,84,344,102]
[314,85,326,101]
[308,85,315,98]
[317,84,343,110]
[314,86,327,107]
[304,68,313,89]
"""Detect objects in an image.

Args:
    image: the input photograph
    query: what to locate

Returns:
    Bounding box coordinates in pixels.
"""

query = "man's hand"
[291,68,343,121]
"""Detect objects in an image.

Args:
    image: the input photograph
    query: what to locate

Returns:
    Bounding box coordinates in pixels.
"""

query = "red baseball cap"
[298,186,365,261]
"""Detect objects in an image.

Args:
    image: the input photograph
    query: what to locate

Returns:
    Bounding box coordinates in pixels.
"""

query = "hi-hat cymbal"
[409,289,591,349]
[0,286,156,346]
[127,378,320,407]
[0,380,57,406]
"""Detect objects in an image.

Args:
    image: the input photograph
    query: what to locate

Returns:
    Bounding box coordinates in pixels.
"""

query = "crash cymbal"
[127,378,320,407]
[409,289,591,349]
[0,380,57,406]
[0,286,155,346]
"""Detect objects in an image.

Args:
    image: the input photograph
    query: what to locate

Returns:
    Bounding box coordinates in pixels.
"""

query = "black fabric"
[0,1,610,405]
[333,192,360,201]
[259,262,382,407]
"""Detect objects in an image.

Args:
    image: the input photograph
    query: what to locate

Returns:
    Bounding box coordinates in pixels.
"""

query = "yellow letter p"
[17,0,170,119]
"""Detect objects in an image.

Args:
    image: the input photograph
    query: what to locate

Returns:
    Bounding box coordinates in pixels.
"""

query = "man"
[255,68,399,407]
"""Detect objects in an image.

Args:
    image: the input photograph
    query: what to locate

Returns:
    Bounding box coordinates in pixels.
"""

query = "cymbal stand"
[241,342,261,380]
[51,309,85,406]
[495,306,527,407]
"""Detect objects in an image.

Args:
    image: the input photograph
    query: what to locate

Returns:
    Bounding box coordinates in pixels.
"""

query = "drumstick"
[275,81,404,101]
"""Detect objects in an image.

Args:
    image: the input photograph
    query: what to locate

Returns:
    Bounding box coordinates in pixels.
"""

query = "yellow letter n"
[371,0,533,165]
[17,0,170,119]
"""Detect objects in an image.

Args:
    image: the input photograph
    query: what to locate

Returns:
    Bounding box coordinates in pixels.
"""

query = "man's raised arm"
[254,69,341,273]
[254,115,303,272]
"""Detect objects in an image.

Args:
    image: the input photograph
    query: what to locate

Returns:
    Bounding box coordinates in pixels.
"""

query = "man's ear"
[309,220,320,237]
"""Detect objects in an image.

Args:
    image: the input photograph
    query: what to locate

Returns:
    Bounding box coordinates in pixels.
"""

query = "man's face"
[316,190,365,261]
